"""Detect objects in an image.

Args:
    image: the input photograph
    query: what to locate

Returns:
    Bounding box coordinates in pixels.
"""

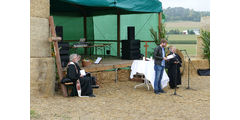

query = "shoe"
[154,90,160,94]
[89,94,96,97]
[159,90,166,93]
[91,85,99,88]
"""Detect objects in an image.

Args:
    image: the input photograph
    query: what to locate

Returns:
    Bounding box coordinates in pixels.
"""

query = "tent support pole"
[84,16,87,55]
[117,13,120,57]
[158,12,162,40]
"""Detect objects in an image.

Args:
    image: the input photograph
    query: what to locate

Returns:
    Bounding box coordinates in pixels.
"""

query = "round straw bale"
[30,17,51,57]
[30,0,50,18]
[30,57,56,97]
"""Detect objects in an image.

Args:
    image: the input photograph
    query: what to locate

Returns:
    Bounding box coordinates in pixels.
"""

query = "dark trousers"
[70,76,95,96]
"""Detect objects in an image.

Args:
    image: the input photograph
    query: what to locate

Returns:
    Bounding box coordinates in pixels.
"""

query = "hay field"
[30,76,209,120]
[165,21,203,31]
[167,35,197,41]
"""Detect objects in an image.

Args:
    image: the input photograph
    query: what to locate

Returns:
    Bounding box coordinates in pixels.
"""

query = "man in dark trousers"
[153,39,168,94]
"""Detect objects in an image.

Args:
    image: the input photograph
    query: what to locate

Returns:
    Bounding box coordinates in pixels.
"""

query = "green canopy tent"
[50,0,163,57]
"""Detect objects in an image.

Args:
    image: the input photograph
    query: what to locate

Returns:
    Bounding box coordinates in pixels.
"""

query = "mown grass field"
[168,44,196,56]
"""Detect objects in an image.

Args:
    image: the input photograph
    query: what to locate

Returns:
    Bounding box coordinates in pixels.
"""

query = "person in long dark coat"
[66,54,96,97]
[167,47,182,89]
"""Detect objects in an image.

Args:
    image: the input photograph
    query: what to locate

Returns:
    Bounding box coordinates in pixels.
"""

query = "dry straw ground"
[31,76,209,120]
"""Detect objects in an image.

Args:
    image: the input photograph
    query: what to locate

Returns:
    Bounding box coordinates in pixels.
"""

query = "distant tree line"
[187,30,195,34]
[167,29,181,34]
[163,7,210,22]
[167,29,196,35]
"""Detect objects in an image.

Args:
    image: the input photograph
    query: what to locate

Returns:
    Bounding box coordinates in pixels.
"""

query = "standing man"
[153,39,168,94]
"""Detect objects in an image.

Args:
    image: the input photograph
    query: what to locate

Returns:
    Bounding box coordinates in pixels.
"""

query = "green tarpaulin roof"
[51,0,162,16]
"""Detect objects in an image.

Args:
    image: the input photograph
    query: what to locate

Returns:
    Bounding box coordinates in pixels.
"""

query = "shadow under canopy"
[50,0,163,16]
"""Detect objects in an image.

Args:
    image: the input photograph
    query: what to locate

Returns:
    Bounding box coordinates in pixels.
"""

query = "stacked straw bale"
[117,69,130,82]
[197,36,204,59]
[30,58,56,97]
[30,0,50,18]
[30,0,55,97]
[91,71,116,85]
[91,69,131,86]
[30,17,51,57]
[181,58,209,78]
[201,16,210,31]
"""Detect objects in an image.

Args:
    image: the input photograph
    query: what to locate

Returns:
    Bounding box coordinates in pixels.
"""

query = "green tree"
[163,7,210,22]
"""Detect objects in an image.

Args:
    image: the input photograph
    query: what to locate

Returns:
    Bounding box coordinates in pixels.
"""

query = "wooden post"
[158,12,162,40]
[49,16,68,97]
[84,16,88,55]
[117,13,120,57]
[144,42,149,60]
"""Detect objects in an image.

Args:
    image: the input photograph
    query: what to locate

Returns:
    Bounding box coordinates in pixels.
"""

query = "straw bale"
[91,69,131,86]
[181,58,209,78]
[117,69,130,82]
[176,49,184,62]
[30,0,50,18]
[91,69,131,85]
[91,71,116,85]
[197,36,204,59]
[201,16,210,31]
[30,57,56,97]
[30,17,51,57]
[85,65,114,73]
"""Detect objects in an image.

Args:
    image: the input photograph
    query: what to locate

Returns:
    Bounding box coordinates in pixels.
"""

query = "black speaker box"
[60,49,69,55]
[127,26,135,40]
[58,42,70,50]
[55,26,63,41]
[61,61,68,67]
[122,50,141,60]
[60,55,69,67]
[121,40,140,50]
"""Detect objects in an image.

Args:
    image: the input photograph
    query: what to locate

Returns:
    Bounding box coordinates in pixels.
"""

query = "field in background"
[170,44,196,56]
[165,21,203,31]
[167,35,197,41]
[165,21,202,56]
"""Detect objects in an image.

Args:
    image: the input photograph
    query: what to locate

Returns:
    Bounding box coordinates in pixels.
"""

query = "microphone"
[180,49,186,51]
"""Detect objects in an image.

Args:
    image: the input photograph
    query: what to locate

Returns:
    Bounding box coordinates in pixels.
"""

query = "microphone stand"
[181,50,196,91]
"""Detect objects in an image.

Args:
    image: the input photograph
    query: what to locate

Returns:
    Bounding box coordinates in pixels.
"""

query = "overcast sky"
[160,0,210,11]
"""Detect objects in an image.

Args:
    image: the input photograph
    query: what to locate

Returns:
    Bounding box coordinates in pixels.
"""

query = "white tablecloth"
[130,60,169,89]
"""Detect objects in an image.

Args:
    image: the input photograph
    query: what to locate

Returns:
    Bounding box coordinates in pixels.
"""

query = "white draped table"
[130,60,169,90]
